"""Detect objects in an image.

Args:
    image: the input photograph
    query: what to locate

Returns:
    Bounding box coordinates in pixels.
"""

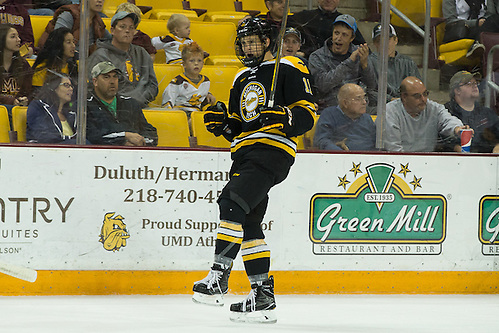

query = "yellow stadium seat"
[187,0,238,12]
[390,0,443,28]
[30,15,52,48]
[131,19,237,64]
[152,64,238,108]
[199,66,239,102]
[302,113,319,149]
[12,106,27,142]
[205,11,248,25]
[101,0,128,17]
[191,111,230,148]
[438,39,477,66]
[143,110,191,147]
[151,64,184,107]
[191,22,238,65]
[239,0,267,14]
[0,105,10,143]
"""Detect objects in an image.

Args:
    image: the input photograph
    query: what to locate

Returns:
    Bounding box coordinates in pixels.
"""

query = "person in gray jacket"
[379,76,470,152]
[87,11,158,107]
[368,23,421,103]
[309,14,376,113]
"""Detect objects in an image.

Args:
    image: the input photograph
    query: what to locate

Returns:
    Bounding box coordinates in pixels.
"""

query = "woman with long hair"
[0,24,33,108]
[32,27,78,92]
[26,73,78,144]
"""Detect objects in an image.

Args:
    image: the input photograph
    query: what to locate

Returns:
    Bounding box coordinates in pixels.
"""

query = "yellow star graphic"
[338,175,350,189]
[410,175,422,190]
[399,163,411,178]
[349,162,362,177]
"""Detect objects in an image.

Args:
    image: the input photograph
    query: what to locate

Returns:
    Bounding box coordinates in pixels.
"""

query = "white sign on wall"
[0,147,497,272]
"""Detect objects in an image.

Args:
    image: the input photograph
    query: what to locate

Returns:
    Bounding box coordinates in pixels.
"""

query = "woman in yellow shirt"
[32,27,78,93]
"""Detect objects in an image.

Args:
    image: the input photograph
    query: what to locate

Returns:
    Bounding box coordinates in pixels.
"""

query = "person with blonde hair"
[152,13,198,64]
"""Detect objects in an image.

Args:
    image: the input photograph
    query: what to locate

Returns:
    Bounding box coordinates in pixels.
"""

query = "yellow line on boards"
[0,271,498,295]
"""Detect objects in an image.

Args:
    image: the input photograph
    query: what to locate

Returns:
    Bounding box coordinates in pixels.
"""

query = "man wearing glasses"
[381,76,469,152]
[444,71,499,153]
[314,83,375,150]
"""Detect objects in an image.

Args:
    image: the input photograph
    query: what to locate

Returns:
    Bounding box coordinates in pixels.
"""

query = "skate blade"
[192,292,224,306]
[229,310,277,324]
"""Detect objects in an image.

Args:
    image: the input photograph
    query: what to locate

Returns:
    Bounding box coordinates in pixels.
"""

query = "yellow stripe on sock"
[217,233,243,244]
[242,251,270,261]
[220,220,243,232]
[241,239,266,250]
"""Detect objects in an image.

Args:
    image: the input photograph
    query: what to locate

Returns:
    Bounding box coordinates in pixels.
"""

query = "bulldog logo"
[99,212,130,252]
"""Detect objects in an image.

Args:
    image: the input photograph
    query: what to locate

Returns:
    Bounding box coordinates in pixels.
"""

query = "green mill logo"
[309,163,446,255]
[479,196,499,255]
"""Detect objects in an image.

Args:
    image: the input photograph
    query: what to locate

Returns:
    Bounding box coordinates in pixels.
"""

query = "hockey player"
[192,17,316,323]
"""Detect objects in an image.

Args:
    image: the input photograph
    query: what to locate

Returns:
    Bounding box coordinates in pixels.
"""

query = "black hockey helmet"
[235,17,272,67]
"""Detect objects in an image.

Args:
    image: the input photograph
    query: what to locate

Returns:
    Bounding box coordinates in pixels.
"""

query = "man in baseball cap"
[87,9,158,107]
[368,23,421,102]
[282,27,303,57]
[90,61,120,79]
[309,13,376,111]
[111,11,139,27]
[86,61,158,147]
[333,14,358,34]
[444,71,499,153]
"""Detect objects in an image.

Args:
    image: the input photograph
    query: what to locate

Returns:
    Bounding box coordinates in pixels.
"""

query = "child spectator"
[115,2,156,62]
[151,14,193,64]
[162,42,216,122]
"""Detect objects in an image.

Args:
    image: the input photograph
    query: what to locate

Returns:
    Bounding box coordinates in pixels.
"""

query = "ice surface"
[1,294,498,333]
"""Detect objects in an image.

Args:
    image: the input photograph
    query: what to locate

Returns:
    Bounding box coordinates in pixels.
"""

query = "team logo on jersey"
[99,212,130,252]
[309,162,446,255]
[240,82,266,122]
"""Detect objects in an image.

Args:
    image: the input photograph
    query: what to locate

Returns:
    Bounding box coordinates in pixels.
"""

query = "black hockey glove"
[204,101,228,136]
[259,105,294,134]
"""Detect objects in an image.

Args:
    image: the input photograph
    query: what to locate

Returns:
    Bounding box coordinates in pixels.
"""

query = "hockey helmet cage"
[235,17,272,67]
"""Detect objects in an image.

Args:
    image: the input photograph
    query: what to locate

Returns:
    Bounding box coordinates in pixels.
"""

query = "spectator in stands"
[368,23,421,103]
[162,42,216,114]
[25,0,73,16]
[115,2,156,62]
[0,0,34,58]
[380,76,469,152]
[314,83,375,151]
[308,14,376,113]
[151,14,193,64]
[87,11,158,107]
[0,24,33,119]
[292,0,365,58]
[86,61,158,146]
[38,0,111,54]
[32,28,78,95]
[26,73,78,143]
[282,27,307,62]
[442,0,487,58]
[444,71,499,152]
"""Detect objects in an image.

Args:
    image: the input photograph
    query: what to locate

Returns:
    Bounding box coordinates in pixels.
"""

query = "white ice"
[1,294,498,332]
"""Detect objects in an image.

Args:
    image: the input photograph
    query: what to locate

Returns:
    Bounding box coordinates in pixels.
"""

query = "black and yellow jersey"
[227,55,316,159]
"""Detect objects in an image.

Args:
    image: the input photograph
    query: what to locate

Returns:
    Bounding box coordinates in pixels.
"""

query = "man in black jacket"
[86,61,158,146]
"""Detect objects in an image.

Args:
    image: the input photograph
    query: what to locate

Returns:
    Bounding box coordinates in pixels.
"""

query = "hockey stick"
[0,260,37,282]
[267,0,290,108]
